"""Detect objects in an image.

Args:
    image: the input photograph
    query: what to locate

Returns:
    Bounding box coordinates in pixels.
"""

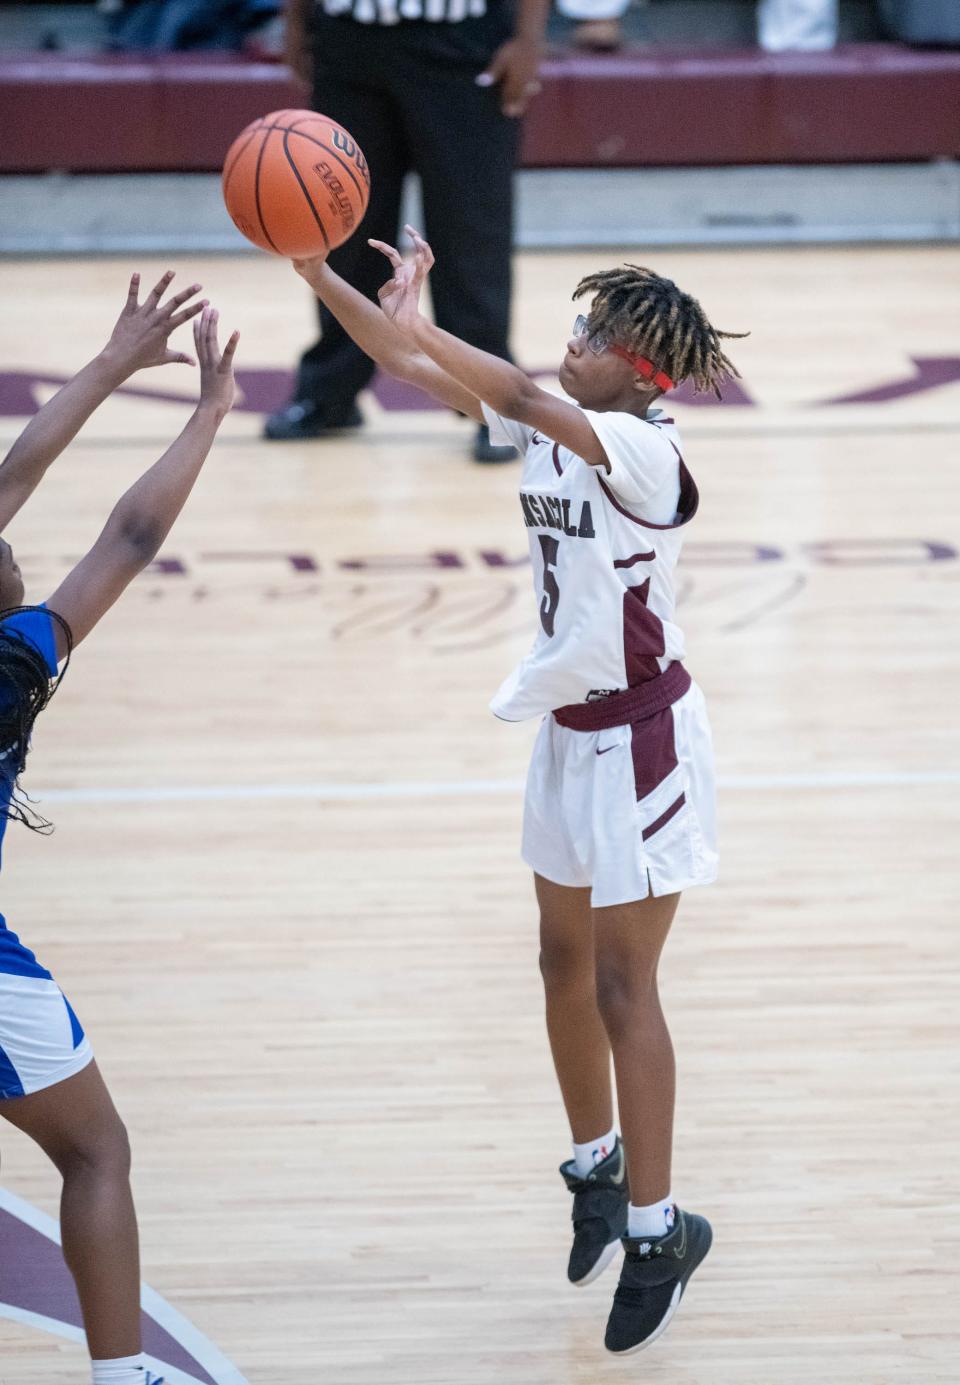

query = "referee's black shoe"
[559,1138,629,1287]
[604,1208,712,1354]
[263,399,364,440]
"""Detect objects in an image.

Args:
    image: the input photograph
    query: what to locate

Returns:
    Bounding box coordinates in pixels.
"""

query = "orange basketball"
[222,109,370,258]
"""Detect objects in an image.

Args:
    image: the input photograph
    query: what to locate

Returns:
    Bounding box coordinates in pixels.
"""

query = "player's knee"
[538,930,589,988]
[594,959,653,1038]
[58,1115,132,1183]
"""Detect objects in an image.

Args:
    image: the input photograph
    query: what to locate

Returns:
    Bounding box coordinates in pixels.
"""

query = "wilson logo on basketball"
[331,129,370,184]
[313,162,356,231]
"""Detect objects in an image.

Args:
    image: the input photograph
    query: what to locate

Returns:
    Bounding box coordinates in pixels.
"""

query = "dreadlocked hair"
[573,264,748,397]
[0,606,72,834]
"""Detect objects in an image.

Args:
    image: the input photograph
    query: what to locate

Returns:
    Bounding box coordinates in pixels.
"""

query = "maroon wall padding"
[1,45,958,174]
[0,55,307,173]
[522,46,960,166]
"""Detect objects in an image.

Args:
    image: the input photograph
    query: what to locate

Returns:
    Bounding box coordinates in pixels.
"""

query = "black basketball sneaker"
[558,1138,630,1287]
[604,1207,712,1354]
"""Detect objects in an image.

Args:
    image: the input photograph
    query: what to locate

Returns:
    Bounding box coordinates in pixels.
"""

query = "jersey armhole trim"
[597,462,700,531]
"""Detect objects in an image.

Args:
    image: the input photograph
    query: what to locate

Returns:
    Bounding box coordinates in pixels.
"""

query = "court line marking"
[29,768,960,805]
[0,1186,249,1385]
[0,1308,210,1385]
[3,421,960,451]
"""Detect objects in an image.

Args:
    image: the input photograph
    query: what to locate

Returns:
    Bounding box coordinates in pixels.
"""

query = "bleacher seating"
[2,44,958,174]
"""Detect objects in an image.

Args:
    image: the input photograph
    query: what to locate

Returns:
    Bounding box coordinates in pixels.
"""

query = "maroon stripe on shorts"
[642,793,686,840]
[631,705,680,801]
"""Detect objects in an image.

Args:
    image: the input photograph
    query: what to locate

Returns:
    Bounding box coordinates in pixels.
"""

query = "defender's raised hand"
[102,270,207,377]
[44,308,239,653]
[194,307,239,419]
[0,273,203,532]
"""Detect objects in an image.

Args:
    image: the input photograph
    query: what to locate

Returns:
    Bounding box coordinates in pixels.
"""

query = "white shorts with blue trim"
[521,682,719,909]
[0,973,93,1100]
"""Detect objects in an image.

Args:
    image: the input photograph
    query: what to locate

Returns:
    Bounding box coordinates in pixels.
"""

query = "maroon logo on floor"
[0,1188,247,1385]
[2,359,960,417]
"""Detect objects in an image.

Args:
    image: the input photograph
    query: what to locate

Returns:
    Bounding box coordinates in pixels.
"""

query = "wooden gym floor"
[0,245,957,1383]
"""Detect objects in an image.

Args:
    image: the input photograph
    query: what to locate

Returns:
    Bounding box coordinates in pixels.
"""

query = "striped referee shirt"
[317,0,487,23]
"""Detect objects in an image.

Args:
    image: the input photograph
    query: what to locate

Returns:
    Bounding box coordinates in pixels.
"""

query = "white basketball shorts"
[0,973,94,1101]
[522,681,718,908]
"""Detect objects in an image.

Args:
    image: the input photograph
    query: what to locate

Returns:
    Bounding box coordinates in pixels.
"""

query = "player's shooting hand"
[102,271,207,378]
[477,38,542,118]
[292,252,330,286]
[194,307,239,421]
[370,227,434,334]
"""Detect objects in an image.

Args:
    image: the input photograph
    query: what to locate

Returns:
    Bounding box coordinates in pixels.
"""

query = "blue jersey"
[0,607,60,979]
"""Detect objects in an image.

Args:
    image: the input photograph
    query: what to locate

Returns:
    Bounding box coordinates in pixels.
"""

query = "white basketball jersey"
[482,402,698,722]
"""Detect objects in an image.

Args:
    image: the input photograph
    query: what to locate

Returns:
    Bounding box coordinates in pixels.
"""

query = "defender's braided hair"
[0,606,72,833]
[573,265,748,397]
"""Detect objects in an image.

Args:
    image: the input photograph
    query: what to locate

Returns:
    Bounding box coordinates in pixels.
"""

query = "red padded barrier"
[1,46,958,174]
[522,47,960,166]
[0,55,305,172]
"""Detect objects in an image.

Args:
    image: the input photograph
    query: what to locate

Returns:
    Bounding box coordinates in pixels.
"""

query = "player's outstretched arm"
[44,308,237,658]
[378,228,609,469]
[293,253,485,422]
[0,271,206,533]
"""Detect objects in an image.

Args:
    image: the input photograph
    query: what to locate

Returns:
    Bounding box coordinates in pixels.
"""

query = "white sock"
[571,1126,618,1178]
[91,1356,148,1385]
[628,1195,676,1240]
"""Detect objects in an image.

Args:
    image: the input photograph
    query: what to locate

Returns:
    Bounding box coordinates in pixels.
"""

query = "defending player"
[0,277,238,1385]
[291,230,745,1355]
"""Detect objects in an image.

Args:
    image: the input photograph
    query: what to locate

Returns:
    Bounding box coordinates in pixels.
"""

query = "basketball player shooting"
[0,275,237,1385]
[291,230,746,1356]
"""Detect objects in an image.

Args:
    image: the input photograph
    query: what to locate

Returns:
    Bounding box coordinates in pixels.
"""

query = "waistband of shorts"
[552,662,692,732]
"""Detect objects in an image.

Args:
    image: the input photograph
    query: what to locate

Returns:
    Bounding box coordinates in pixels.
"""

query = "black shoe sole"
[263,403,364,441]
[604,1220,713,1356]
[263,422,362,441]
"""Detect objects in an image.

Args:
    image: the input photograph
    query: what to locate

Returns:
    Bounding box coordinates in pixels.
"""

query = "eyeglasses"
[572,315,675,393]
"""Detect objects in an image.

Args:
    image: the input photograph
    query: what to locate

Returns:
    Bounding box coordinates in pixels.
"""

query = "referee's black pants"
[295,9,520,413]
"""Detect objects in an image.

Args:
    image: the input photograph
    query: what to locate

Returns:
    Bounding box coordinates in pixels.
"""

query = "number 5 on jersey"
[538,534,560,637]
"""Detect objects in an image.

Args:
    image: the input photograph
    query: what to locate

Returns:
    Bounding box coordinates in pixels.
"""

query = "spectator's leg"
[556,0,629,53]
[757,0,838,51]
